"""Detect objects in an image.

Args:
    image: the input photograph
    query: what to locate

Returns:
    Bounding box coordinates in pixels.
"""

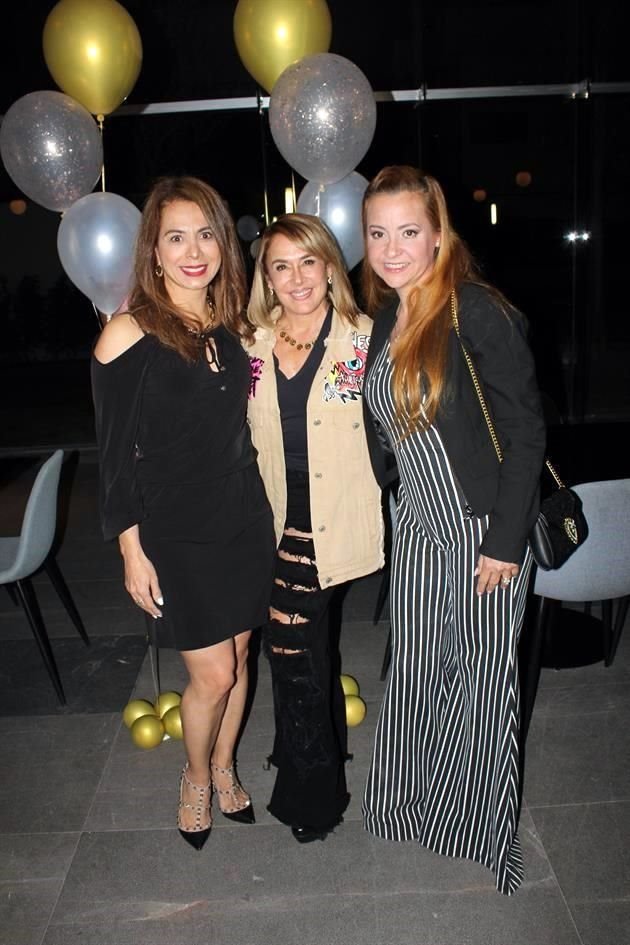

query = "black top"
[274,307,332,473]
[91,325,258,542]
[363,282,546,562]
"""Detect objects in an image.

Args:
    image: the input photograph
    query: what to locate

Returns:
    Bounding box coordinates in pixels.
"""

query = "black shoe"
[177,764,212,851]
[291,824,331,844]
[211,760,256,825]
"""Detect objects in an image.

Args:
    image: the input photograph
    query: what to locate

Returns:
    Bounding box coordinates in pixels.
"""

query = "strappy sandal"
[177,762,212,850]
[210,760,256,825]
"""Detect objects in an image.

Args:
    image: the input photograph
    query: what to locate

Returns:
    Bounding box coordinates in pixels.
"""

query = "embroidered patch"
[323,331,369,403]
[248,355,264,398]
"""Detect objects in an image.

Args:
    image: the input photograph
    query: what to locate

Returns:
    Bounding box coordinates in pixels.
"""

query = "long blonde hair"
[248,213,360,331]
[361,166,484,432]
[128,176,252,361]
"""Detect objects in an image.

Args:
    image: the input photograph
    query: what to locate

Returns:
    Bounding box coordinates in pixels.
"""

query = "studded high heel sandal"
[177,763,212,850]
[210,760,256,824]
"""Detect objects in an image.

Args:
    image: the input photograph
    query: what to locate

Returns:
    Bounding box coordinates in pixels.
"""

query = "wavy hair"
[128,176,252,360]
[248,213,361,331]
[361,165,493,432]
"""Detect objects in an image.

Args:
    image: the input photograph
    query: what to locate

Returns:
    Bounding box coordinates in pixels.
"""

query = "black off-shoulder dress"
[91,325,276,651]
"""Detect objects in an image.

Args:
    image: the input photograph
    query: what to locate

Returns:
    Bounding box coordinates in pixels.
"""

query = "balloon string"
[97,115,106,191]
[257,90,270,226]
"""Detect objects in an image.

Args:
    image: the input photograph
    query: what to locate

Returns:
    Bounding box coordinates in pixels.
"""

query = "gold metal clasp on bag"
[564,517,579,544]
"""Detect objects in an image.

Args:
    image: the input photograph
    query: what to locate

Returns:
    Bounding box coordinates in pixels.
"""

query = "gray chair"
[520,478,630,738]
[0,450,89,704]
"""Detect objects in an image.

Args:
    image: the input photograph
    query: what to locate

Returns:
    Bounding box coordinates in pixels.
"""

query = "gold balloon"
[345,695,367,728]
[130,714,165,749]
[340,674,360,697]
[163,705,184,740]
[234,0,332,94]
[43,0,142,116]
[154,690,182,718]
[122,698,157,729]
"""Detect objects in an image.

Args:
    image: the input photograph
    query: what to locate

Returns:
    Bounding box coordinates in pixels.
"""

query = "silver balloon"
[269,54,376,186]
[57,192,141,316]
[297,172,368,271]
[0,91,103,213]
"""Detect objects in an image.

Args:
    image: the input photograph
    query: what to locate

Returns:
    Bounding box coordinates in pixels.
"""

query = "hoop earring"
[155,264,163,278]
[327,274,333,287]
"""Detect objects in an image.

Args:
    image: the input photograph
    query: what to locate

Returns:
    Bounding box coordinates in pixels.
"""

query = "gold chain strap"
[449,290,564,489]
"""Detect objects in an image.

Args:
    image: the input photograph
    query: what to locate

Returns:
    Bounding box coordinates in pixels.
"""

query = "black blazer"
[363,282,546,563]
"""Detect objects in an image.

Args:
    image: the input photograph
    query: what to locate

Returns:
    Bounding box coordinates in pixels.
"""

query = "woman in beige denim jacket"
[245,214,383,843]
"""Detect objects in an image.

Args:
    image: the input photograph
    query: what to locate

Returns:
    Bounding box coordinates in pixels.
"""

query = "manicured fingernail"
[156,597,164,605]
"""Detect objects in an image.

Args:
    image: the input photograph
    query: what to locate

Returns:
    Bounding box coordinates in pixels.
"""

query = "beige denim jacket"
[245,308,384,589]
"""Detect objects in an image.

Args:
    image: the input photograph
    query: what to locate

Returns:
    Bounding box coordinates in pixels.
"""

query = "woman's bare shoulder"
[93,313,146,364]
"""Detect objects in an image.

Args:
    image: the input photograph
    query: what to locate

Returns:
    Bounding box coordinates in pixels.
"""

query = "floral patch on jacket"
[323,332,370,403]
[248,355,264,398]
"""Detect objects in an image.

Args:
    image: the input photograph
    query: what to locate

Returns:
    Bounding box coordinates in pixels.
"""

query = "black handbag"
[449,291,588,570]
[528,463,588,570]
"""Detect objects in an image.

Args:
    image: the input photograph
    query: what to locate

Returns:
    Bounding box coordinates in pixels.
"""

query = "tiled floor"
[1,454,628,945]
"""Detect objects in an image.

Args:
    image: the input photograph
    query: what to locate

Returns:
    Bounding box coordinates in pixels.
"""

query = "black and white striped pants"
[363,481,531,894]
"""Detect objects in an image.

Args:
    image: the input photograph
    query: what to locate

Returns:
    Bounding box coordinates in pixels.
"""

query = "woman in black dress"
[92,177,275,850]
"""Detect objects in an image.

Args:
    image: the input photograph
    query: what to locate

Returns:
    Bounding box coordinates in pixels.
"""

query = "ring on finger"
[134,597,143,605]
[500,575,511,587]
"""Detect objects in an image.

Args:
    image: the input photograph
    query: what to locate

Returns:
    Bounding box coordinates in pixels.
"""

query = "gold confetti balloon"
[130,714,165,749]
[345,694,367,727]
[122,698,157,729]
[340,674,360,697]
[163,705,184,740]
[154,690,182,718]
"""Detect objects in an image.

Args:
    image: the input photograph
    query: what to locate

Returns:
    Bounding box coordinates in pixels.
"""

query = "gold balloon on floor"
[122,698,157,729]
[43,0,142,116]
[163,705,184,740]
[234,0,332,93]
[345,694,367,727]
[154,690,182,718]
[340,674,360,697]
[130,713,165,749]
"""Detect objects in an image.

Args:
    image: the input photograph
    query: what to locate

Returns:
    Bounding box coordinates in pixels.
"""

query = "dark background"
[0,0,628,449]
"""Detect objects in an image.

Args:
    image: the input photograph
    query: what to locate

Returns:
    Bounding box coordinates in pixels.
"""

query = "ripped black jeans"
[264,469,349,830]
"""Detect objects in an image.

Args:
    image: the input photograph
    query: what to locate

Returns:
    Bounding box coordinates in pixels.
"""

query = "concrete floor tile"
[44,894,381,945]
[0,832,80,882]
[531,681,630,718]
[569,900,630,945]
[1,879,65,945]
[51,824,378,924]
[368,884,582,945]
[0,635,147,716]
[524,708,630,806]
[0,714,119,834]
[528,800,630,902]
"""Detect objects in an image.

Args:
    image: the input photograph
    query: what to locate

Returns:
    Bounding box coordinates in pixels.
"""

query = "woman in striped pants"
[360,166,546,894]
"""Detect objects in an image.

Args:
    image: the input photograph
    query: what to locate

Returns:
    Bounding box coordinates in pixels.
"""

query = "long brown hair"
[248,213,360,331]
[128,176,252,360]
[361,165,487,432]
